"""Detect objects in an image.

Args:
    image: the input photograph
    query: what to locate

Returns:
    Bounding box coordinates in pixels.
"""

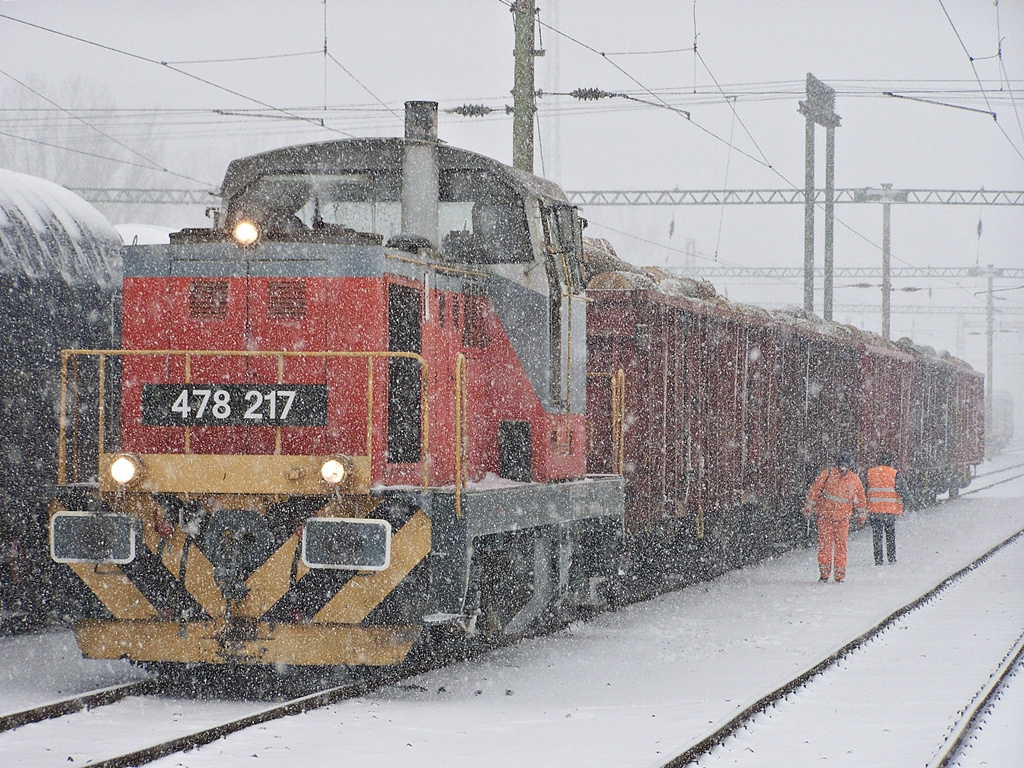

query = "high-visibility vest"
[866,465,903,515]
[807,468,867,520]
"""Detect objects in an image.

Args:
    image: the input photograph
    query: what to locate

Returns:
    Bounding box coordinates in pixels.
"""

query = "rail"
[926,629,1024,768]
[0,681,155,733]
[57,348,430,490]
[659,527,1024,767]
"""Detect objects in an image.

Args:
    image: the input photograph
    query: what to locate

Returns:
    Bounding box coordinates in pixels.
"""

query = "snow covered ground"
[2,449,1021,767]
[691,515,1024,766]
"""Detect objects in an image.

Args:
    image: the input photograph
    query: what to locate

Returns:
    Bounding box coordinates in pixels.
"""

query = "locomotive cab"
[49,102,624,670]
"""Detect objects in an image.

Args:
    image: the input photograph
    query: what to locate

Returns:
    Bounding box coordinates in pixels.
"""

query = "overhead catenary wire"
[534,31,973,302]
[163,50,322,66]
[0,66,214,187]
[995,0,1024,150]
[326,53,401,121]
[0,12,353,138]
[937,0,1024,163]
[714,95,737,261]
[0,128,215,180]
[0,4,1012,314]
[527,6,1013,308]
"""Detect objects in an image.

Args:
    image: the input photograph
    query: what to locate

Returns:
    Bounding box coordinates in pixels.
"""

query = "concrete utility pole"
[512,0,538,173]
[824,122,836,320]
[853,185,910,340]
[798,74,841,318]
[969,264,1002,449]
[882,193,891,339]
[802,110,815,313]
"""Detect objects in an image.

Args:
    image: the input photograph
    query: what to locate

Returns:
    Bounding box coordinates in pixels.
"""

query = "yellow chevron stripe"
[68,562,159,620]
[160,529,189,578]
[129,496,227,618]
[313,510,431,625]
[183,543,227,618]
[233,533,304,618]
[48,498,157,620]
[134,497,189,580]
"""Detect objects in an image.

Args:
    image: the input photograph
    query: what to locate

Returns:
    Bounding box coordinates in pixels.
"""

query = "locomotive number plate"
[142,384,327,426]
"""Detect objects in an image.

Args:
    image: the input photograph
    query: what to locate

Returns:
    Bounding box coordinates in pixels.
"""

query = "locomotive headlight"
[320,458,347,485]
[232,219,260,246]
[109,454,139,485]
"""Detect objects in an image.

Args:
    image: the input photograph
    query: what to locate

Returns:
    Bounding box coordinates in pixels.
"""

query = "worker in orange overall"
[804,452,867,583]
[865,450,909,565]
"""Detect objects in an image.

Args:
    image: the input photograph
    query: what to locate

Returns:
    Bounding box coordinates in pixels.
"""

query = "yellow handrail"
[454,353,468,517]
[586,368,626,476]
[58,348,430,490]
[613,367,626,475]
[57,354,69,484]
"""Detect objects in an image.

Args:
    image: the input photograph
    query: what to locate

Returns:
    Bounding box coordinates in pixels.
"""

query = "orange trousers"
[817,516,850,579]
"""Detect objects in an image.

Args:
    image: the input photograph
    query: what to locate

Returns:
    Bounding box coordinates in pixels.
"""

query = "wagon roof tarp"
[0,168,122,285]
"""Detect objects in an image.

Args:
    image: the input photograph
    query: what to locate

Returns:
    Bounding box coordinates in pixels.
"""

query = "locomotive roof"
[220,138,571,206]
[0,168,122,285]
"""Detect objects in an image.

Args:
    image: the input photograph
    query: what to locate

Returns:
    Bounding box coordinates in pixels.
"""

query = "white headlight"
[320,459,347,485]
[233,220,260,246]
[110,455,138,485]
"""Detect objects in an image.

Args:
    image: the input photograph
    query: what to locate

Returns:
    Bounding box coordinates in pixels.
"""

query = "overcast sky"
[1,0,1022,411]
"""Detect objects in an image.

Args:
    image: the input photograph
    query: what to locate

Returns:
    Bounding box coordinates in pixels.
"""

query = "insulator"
[447,104,494,117]
[571,88,612,101]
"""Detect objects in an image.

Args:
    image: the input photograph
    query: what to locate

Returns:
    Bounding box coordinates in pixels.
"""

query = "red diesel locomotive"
[49,102,983,670]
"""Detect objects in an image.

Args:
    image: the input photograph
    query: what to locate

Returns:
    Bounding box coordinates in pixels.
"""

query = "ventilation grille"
[268,280,307,319]
[188,280,229,319]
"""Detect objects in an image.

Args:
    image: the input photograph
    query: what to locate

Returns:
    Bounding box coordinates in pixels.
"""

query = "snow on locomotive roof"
[218,137,570,205]
[0,168,122,285]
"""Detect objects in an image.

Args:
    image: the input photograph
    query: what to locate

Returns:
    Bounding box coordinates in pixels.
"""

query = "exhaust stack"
[400,101,439,249]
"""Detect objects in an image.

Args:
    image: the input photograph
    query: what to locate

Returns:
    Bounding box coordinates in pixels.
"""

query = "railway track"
[88,672,402,768]
[0,628,501,768]
[0,667,406,768]
[0,681,154,733]
[925,631,1024,768]
[658,527,1024,767]
[972,459,1024,481]
[961,467,1024,496]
